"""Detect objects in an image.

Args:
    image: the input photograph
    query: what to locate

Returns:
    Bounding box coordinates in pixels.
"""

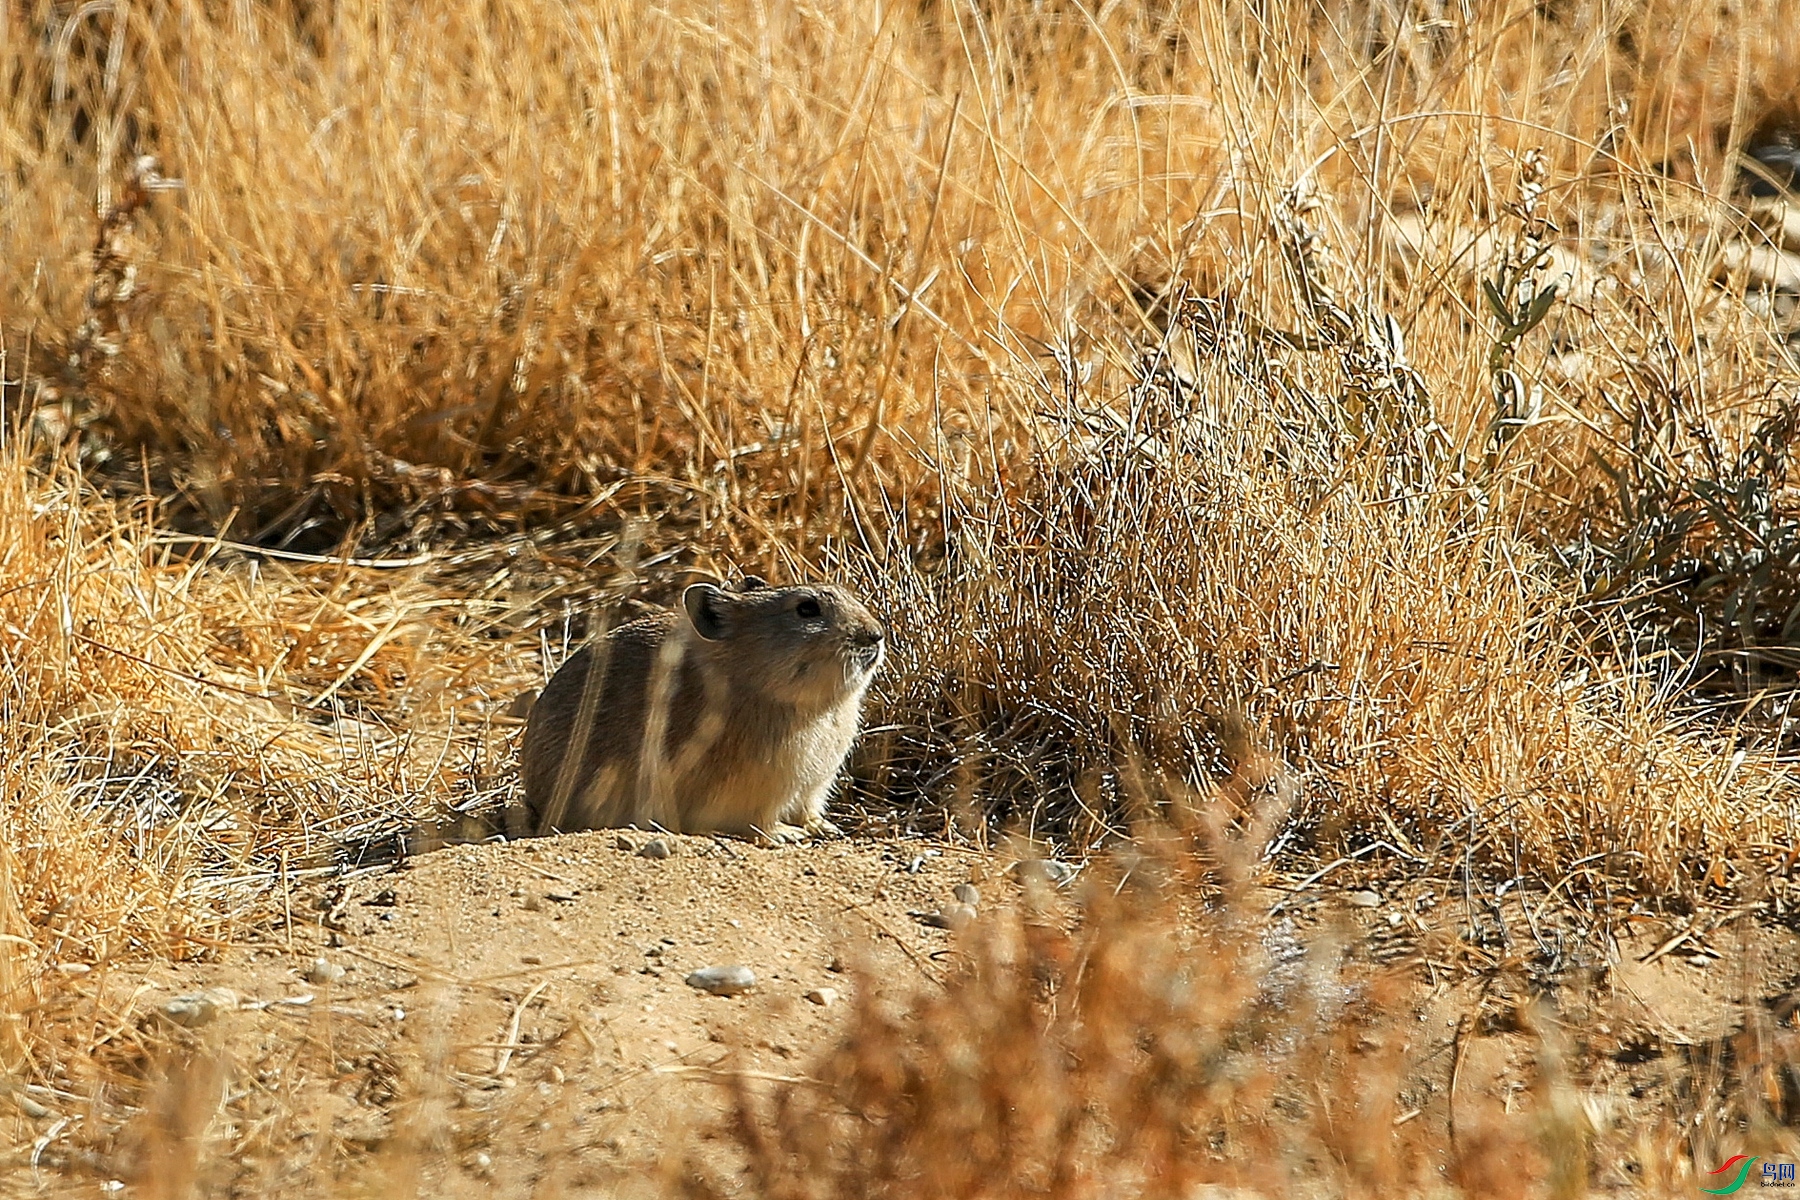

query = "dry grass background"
[5,0,1800,1190]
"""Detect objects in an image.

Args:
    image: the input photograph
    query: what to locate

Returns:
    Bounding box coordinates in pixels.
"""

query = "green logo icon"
[1702,1155,1759,1194]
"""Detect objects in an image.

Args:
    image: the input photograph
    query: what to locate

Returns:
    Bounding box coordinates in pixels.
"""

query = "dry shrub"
[700,831,1800,1200]
[704,844,1505,1199]
[858,299,1790,888]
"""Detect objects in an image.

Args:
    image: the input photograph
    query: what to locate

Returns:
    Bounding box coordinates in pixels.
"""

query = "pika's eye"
[796,598,822,619]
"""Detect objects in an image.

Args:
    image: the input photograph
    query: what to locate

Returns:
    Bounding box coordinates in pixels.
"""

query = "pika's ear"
[682,584,732,640]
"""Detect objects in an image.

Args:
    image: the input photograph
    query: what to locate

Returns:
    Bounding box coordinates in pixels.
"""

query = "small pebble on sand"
[1010,859,1079,888]
[303,958,346,985]
[919,903,978,931]
[159,988,240,1028]
[685,965,757,996]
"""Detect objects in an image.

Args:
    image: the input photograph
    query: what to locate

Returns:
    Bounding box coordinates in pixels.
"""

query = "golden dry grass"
[4,0,1800,1190]
[0,458,528,1116]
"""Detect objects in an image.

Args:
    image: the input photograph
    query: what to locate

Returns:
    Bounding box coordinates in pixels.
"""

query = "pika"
[520,577,885,842]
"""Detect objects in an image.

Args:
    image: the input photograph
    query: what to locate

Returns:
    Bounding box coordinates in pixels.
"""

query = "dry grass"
[702,855,1565,1199]
[688,822,1800,1200]
[0,453,536,1128]
[4,0,1800,1190]
[858,298,1794,887]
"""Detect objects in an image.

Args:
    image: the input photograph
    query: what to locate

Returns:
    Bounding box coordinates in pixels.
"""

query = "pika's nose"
[853,625,884,648]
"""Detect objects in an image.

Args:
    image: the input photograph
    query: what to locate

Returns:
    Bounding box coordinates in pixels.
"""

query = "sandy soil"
[11,833,1795,1198]
[32,833,1012,1197]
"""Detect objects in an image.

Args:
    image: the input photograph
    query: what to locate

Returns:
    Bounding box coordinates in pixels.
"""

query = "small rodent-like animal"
[520,577,885,842]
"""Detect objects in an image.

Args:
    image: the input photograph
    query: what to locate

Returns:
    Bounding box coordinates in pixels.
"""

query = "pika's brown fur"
[520,577,885,842]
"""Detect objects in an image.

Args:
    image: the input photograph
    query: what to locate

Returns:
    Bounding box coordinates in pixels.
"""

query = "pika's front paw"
[759,822,812,846]
[756,818,839,846]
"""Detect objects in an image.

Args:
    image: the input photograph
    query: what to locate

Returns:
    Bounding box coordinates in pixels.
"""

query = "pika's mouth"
[847,629,885,674]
